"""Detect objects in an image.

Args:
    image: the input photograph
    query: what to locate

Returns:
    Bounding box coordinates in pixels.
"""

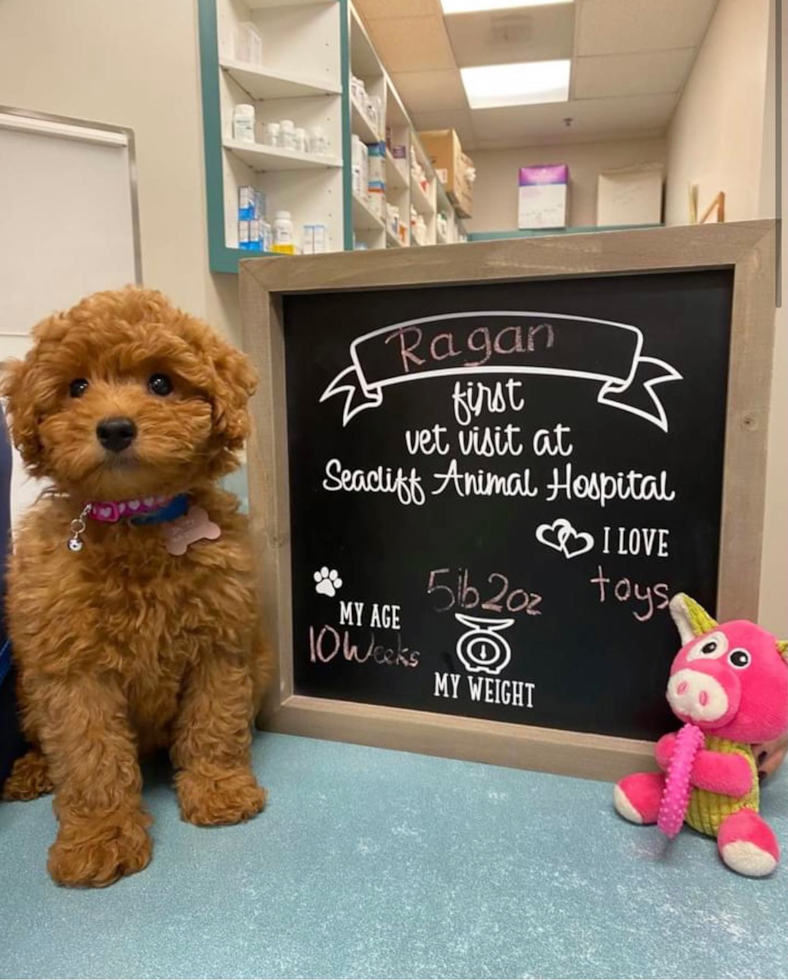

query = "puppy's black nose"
[96,416,137,453]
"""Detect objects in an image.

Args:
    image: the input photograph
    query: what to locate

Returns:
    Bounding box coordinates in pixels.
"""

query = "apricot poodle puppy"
[2,287,271,887]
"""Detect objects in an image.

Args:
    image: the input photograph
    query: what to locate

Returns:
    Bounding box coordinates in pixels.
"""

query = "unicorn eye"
[687,630,728,662]
[728,649,751,669]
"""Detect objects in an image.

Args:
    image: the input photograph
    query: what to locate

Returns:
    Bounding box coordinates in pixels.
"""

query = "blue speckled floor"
[1,733,786,979]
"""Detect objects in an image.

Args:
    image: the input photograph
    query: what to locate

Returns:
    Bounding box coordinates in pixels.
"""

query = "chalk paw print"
[314,567,343,597]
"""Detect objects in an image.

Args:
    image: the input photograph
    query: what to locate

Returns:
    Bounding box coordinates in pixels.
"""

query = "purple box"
[518,163,569,229]
[518,163,569,186]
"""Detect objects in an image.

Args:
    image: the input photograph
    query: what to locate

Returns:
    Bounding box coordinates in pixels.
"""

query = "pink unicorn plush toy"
[615,593,788,877]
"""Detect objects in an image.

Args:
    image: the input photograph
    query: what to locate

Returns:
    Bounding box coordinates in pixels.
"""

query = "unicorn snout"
[667,668,733,724]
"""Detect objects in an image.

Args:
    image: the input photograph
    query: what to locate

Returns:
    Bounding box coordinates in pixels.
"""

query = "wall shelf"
[350,96,380,144]
[199,0,467,270]
[220,58,341,100]
[223,139,342,172]
[385,149,408,191]
[246,0,337,8]
[467,224,661,242]
[352,193,384,232]
[411,179,435,216]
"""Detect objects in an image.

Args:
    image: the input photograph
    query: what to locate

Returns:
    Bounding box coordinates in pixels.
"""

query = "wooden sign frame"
[240,220,776,781]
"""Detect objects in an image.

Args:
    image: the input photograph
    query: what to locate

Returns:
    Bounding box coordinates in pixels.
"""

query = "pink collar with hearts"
[87,495,173,523]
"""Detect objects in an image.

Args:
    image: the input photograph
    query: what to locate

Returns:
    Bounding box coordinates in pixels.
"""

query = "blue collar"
[131,493,189,526]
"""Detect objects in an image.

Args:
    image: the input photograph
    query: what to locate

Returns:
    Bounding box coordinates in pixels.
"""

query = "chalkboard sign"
[242,221,776,779]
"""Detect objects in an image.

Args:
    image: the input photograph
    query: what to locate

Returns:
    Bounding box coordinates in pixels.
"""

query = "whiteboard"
[0,109,140,525]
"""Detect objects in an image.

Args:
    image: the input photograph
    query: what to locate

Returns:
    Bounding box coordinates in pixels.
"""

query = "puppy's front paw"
[177,765,266,826]
[48,809,152,887]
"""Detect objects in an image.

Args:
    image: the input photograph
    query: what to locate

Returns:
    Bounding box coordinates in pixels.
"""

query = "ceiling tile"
[470,93,677,144]
[573,48,695,99]
[366,15,456,72]
[356,0,442,20]
[577,0,718,56]
[391,69,469,112]
[445,4,575,68]
[411,108,477,149]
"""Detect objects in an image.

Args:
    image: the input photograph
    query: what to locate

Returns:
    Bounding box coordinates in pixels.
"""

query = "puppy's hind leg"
[2,747,53,801]
[172,650,266,827]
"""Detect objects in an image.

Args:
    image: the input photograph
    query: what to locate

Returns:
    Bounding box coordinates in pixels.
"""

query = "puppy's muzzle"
[96,416,137,453]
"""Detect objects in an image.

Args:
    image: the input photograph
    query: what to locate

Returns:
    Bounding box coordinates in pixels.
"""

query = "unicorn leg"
[718,808,780,877]
[614,772,665,825]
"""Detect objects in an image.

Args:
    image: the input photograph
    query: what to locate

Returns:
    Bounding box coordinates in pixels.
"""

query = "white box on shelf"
[597,164,663,226]
[518,164,568,230]
[235,22,263,65]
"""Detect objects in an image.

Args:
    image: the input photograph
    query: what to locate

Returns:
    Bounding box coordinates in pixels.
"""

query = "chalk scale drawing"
[454,613,516,676]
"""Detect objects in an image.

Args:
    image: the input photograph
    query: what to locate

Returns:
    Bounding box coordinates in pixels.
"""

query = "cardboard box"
[419,129,461,190]
[518,164,569,229]
[597,164,663,226]
[454,152,474,218]
[419,129,474,218]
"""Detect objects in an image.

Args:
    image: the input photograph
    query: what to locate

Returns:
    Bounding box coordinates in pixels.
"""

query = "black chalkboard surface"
[282,269,734,742]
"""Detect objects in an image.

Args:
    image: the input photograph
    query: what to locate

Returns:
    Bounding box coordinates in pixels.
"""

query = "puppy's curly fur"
[1,287,271,887]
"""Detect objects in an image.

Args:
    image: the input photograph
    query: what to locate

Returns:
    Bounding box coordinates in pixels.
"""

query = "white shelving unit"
[383,79,412,247]
[352,193,385,233]
[216,0,343,253]
[385,149,408,191]
[348,4,463,251]
[348,8,386,251]
[223,139,342,172]
[410,177,434,217]
[386,227,403,248]
[350,96,381,145]
[245,0,335,8]
[220,57,341,100]
[201,0,467,264]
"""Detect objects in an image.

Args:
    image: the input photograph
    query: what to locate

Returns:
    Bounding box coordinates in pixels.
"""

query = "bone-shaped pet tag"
[163,506,221,556]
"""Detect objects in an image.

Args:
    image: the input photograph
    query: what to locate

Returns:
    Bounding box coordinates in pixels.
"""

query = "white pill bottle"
[273,210,294,246]
[233,104,256,143]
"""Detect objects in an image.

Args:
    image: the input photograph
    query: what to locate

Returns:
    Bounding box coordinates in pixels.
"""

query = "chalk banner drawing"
[321,311,682,431]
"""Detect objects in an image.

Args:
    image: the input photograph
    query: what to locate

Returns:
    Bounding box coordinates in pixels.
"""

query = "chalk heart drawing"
[314,567,343,597]
[536,518,595,560]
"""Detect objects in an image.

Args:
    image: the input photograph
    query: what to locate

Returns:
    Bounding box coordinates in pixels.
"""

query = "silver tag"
[67,503,92,553]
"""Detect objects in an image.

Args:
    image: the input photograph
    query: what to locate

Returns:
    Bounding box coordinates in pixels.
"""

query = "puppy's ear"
[1,355,45,474]
[210,339,258,451]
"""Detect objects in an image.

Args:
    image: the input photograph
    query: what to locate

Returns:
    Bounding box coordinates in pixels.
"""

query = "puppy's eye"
[69,378,89,398]
[148,373,173,396]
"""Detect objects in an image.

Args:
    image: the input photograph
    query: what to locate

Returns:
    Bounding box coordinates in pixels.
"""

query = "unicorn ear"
[777,640,788,661]
[669,593,718,645]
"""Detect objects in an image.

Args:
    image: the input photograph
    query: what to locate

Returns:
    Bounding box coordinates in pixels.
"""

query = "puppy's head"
[2,287,257,500]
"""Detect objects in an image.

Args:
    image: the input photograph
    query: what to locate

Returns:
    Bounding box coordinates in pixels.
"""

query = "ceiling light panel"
[460,59,571,109]
[442,0,572,12]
